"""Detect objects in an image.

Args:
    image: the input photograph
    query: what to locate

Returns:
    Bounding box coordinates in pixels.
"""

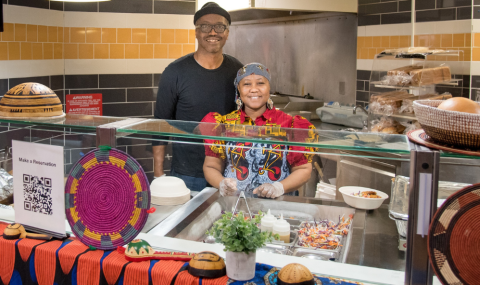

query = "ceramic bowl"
[339,186,388,210]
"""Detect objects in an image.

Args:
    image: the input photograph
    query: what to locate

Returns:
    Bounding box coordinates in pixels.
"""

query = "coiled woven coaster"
[65,147,150,250]
[428,183,480,285]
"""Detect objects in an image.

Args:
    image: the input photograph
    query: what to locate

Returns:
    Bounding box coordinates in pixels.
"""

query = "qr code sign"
[23,174,53,215]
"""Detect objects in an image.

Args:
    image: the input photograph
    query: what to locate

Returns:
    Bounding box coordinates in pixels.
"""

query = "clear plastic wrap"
[370,117,406,134]
[399,92,452,114]
[369,90,413,115]
[0,168,13,204]
[382,64,451,86]
[398,120,422,134]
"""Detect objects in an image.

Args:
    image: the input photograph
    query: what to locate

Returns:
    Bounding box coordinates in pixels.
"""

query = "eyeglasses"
[195,24,228,34]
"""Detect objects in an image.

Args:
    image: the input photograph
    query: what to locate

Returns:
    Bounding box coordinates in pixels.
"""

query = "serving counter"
[0,114,478,285]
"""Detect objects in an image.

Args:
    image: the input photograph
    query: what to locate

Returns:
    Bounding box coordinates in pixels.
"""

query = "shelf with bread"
[367,47,465,135]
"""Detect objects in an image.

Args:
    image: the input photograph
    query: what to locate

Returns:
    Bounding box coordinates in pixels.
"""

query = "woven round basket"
[413,100,480,149]
[428,183,480,285]
[0,82,64,118]
[65,147,150,250]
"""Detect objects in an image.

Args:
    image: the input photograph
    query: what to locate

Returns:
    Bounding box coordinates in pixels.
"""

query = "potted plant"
[207,211,277,280]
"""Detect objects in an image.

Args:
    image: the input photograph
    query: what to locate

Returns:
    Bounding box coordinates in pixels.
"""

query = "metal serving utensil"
[231,182,253,219]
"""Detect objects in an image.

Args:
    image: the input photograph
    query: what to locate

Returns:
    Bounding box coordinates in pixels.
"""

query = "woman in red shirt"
[201,63,317,198]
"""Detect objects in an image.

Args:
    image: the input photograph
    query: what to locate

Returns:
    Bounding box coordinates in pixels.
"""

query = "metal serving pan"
[156,193,355,263]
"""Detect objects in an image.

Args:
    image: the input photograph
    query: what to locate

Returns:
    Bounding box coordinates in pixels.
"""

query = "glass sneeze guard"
[0,114,129,131]
[117,118,412,155]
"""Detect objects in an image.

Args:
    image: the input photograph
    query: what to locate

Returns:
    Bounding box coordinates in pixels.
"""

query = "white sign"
[12,140,65,237]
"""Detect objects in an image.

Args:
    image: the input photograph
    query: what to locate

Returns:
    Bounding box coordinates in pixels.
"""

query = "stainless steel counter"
[147,189,405,272]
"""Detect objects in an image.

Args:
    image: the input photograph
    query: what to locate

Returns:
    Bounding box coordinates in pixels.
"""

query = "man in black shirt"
[153,2,243,191]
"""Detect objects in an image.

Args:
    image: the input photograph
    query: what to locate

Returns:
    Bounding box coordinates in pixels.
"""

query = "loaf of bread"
[385,65,451,86]
[370,90,415,115]
[400,93,453,114]
[410,66,450,86]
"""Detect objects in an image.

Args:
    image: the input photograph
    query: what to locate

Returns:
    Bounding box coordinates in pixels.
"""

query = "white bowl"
[339,186,389,210]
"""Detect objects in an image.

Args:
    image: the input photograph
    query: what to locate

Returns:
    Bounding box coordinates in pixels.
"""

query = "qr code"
[23,174,53,215]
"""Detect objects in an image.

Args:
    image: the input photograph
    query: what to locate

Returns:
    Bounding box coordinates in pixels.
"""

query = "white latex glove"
[253,182,284,198]
[219,178,237,196]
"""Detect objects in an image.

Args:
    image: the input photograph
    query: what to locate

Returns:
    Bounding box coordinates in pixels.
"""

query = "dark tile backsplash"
[356,91,370,102]
[49,1,63,11]
[415,0,436,10]
[65,75,98,89]
[99,74,153,89]
[358,15,381,26]
[356,80,365,91]
[399,1,412,12]
[8,0,49,9]
[4,0,195,15]
[437,0,471,8]
[9,76,50,88]
[0,73,163,117]
[99,0,153,14]
[50,75,64,90]
[103,102,153,117]
[357,70,372,81]
[359,0,473,25]
[457,6,472,20]
[127,88,158,102]
[416,8,456,22]
[474,6,480,19]
[359,2,398,15]
[381,12,411,24]
[359,0,382,4]
[64,2,98,12]
[154,1,195,15]
[154,74,162,87]
[0,79,8,96]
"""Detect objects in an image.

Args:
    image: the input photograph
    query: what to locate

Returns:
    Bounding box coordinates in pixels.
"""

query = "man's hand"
[253,182,284,198]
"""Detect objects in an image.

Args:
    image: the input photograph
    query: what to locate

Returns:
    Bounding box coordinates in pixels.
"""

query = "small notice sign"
[66,93,102,115]
[12,140,65,237]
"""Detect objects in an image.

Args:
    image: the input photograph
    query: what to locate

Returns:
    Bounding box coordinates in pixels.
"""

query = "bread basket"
[413,100,480,149]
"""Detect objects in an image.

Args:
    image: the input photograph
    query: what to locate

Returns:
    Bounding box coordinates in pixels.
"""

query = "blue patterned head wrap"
[234,63,271,101]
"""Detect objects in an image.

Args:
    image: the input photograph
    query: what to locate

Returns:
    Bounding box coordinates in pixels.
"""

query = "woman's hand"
[253,182,284,198]
[219,178,238,196]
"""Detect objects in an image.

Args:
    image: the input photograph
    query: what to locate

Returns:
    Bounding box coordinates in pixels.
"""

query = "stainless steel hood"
[197,0,357,22]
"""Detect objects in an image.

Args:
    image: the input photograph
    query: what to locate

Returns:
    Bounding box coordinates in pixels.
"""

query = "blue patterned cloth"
[226,263,362,285]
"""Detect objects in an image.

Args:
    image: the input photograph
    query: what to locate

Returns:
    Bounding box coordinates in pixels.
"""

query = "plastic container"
[339,186,388,210]
[272,214,290,243]
[260,209,276,233]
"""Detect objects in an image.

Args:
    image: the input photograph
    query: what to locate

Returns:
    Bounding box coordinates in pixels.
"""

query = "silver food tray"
[295,234,343,256]
[292,247,337,261]
[258,243,292,255]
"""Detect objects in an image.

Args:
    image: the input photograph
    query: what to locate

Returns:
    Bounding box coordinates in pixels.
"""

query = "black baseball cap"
[194,2,231,25]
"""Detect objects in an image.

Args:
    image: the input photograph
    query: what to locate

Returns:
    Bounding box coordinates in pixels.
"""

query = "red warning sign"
[66,93,102,115]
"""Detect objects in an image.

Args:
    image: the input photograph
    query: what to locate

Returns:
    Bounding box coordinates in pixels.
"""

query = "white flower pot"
[225,251,256,280]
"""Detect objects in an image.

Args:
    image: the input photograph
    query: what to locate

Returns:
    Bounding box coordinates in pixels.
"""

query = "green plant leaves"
[206,211,275,254]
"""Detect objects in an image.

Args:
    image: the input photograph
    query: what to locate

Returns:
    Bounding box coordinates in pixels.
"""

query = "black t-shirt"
[154,53,243,177]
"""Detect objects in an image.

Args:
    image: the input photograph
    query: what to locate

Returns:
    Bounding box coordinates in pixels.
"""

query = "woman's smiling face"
[238,74,270,111]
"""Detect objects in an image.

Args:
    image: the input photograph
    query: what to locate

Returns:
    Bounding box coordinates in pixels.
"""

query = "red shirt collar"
[239,107,276,124]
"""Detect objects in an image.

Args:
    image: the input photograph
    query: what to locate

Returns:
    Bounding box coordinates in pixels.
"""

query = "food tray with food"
[294,215,353,257]
[168,196,355,262]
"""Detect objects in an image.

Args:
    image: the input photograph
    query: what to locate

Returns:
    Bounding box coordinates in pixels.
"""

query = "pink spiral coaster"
[65,147,150,250]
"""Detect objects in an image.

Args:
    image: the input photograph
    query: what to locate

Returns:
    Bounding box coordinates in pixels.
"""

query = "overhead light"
[50,0,111,2]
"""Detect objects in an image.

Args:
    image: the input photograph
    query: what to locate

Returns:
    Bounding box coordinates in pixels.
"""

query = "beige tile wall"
[357,33,472,61]
[0,23,196,60]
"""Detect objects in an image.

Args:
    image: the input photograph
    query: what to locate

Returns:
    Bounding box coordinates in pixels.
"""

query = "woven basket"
[413,100,480,149]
